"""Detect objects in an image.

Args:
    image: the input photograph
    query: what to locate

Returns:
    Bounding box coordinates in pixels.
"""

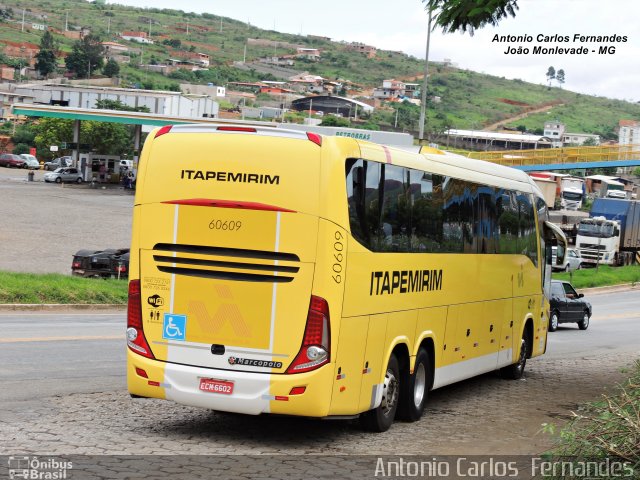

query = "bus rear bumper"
[127,352,334,417]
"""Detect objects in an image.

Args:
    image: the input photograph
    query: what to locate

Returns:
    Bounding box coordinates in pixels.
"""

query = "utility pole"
[107,17,111,34]
[186,20,189,35]
[418,9,433,142]
[65,11,68,31]
[21,9,25,32]
[243,43,246,63]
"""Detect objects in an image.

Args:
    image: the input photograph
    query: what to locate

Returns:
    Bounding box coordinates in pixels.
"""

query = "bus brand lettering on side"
[369,269,443,296]
[180,170,280,185]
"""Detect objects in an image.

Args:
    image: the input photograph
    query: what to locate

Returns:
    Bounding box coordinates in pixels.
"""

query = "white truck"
[577,199,640,266]
[560,177,585,210]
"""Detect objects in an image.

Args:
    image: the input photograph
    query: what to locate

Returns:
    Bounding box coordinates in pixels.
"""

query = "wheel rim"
[582,314,589,327]
[413,362,426,408]
[551,314,558,330]
[381,368,399,417]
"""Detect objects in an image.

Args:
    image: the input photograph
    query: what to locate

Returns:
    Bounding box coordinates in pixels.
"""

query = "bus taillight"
[126,279,155,359]
[286,296,330,374]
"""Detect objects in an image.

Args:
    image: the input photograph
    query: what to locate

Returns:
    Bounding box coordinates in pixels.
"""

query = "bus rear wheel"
[360,354,400,432]
[500,329,530,380]
[397,348,430,422]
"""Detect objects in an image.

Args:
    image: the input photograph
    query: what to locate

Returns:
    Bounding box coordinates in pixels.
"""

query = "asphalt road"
[0,289,637,409]
[0,167,133,275]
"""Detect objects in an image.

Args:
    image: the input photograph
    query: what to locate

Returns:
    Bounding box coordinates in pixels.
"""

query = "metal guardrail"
[465,144,640,167]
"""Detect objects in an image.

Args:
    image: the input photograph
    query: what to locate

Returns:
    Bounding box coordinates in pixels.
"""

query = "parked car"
[549,280,592,331]
[43,167,83,183]
[552,246,582,272]
[0,153,27,168]
[44,156,72,171]
[71,248,130,278]
[19,154,40,170]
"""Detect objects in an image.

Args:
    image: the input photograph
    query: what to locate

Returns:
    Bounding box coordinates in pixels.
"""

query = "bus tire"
[549,311,559,332]
[397,348,430,422]
[360,354,400,432]
[500,329,530,380]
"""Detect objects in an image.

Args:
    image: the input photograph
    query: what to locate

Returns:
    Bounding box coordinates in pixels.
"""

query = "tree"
[65,34,105,78]
[12,143,31,155]
[103,58,120,78]
[546,66,556,86]
[423,0,519,35]
[33,118,134,157]
[95,99,150,113]
[35,30,58,78]
[556,69,565,87]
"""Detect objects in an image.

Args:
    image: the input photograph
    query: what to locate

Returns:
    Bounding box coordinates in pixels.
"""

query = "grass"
[542,360,640,478]
[552,265,640,289]
[0,271,128,304]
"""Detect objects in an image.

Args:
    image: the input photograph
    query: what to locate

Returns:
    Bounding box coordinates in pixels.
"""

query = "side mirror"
[578,293,584,298]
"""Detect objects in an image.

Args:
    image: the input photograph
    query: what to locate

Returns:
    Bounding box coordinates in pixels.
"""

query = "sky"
[106,0,640,103]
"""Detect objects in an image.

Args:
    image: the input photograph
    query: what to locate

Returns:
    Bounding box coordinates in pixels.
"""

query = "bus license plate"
[199,378,234,395]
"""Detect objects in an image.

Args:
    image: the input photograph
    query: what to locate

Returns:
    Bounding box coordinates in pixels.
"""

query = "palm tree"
[422,0,519,35]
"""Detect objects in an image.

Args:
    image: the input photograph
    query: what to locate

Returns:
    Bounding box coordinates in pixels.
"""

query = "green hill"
[3,0,640,138]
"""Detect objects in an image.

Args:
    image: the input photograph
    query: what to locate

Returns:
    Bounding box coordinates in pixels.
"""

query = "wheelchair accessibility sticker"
[163,314,187,341]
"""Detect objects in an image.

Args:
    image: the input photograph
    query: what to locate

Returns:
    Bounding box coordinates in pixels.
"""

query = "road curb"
[0,304,126,312]
[580,283,638,295]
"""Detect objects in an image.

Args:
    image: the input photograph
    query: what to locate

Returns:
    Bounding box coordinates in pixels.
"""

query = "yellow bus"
[126,124,567,432]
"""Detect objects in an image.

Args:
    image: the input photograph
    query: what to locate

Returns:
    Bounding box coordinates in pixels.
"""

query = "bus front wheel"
[397,348,430,422]
[360,354,400,432]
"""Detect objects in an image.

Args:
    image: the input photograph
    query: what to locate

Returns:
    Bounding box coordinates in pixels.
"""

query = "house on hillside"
[102,42,134,64]
[120,31,154,44]
[345,42,376,58]
[173,51,210,68]
[296,48,320,61]
[373,79,406,100]
[544,121,600,147]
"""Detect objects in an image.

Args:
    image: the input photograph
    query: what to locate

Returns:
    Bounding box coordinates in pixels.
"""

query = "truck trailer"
[576,198,640,266]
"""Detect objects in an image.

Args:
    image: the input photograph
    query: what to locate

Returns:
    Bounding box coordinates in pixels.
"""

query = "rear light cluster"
[126,280,155,359]
[154,124,323,146]
[286,296,331,374]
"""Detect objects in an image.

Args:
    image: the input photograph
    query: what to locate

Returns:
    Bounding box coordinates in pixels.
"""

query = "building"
[12,83,219,119]
[174,52,210,68]
[290,95,374,118]
[296,48,320,61]
[444,129,552,150]
[0,89,34,119]
[373,79,406,100]
[345,42,376,58]
[544,121,600,147]
[618,120,640,145]
[120,31,154,44]
[101,42,134,64]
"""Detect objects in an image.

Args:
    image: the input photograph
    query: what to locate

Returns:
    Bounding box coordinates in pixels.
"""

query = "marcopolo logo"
[8,456,73,479]
[228,356,283,369]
